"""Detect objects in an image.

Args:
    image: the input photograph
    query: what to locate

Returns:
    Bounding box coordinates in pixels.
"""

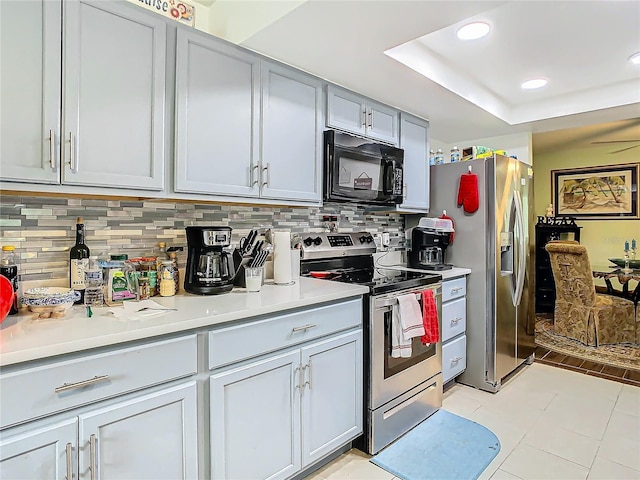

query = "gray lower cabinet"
[209,299,363,480]
[326,85,399,146]
[210,329,363,480]
[1,0,165,191]
[174,27,323,204]
[441,276,468,383]
[0,334,199,479]
[396,113,430,213]
[0,383,198,480]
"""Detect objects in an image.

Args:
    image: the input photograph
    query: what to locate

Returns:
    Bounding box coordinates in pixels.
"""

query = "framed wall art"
[552,163,639,220]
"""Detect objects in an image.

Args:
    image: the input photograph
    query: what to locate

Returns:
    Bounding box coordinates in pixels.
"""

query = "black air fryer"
[184,226,236,295]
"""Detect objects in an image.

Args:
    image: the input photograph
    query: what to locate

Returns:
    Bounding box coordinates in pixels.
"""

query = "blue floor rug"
[370,410,500,480]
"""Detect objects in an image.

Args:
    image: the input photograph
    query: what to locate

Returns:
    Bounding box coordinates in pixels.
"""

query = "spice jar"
[139,260,158,296]
[137,276,150,300]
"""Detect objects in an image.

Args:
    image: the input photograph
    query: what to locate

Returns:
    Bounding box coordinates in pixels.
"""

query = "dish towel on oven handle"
[421,289,440,345]
[392,293,426,358]
[391,304,412,358]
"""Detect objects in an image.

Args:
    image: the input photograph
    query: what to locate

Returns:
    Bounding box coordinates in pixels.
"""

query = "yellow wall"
[533,146,639,266]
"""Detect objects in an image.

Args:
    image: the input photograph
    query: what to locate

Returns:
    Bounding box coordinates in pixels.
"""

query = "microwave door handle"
[382,159,394,194]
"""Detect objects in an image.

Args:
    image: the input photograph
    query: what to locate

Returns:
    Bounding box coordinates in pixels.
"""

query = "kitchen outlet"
[381,233,390,247]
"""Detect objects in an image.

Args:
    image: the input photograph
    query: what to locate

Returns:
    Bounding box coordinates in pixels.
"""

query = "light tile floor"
[304,363,640,480]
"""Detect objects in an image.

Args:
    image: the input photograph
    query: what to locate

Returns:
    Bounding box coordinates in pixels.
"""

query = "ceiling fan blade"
[609,144,640,154]
[592,139,640,144]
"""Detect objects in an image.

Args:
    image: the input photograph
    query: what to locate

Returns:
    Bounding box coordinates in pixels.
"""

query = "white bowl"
[22,287,80,306]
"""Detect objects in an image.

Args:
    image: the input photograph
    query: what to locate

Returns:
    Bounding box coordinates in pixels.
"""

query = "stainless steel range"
[300,232,443,454]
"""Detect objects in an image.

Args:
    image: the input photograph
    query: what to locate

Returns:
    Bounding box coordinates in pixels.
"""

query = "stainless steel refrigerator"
[428,154,536,392]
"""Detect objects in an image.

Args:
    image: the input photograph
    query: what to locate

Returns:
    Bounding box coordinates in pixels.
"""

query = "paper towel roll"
[273,230,292,285]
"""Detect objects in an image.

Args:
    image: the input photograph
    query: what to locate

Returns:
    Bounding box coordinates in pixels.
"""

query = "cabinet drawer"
[209,298,362,369]
[442,335,466,383]
[442,277,466,302]
[441,298,466,343]
[0,335,197,429]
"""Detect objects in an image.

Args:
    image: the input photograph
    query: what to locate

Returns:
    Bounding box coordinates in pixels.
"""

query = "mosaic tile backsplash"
[0,195,404,282]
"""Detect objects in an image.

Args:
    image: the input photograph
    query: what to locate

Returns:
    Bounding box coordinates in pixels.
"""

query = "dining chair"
[545,241,636,346]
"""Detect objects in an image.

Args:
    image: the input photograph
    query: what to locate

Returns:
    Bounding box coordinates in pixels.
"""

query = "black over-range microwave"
[324,130,404,206]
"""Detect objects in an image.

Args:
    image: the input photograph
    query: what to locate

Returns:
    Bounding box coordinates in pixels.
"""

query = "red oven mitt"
[457,172,479,213]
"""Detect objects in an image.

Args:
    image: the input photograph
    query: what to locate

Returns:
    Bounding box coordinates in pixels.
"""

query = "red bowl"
[0,275,15,323]
[309,271,333,279]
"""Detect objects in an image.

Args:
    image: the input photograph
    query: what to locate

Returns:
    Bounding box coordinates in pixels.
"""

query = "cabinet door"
[367,101,399,145]
[210,351,301,480]
[78,383,198,480]
[326,86,367,137]
[0,418,76,480]
[397,113,429,212]
[175,29,260,197]
[0,0,61,184]
[300,330,363,467]
[62,0,165,190]
[261,63,323,202]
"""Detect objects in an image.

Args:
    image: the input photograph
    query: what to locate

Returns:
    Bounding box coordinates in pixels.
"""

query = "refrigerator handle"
[513,190,526,306]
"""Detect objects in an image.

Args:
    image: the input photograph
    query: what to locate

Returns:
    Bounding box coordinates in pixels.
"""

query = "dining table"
[592,264,640,303]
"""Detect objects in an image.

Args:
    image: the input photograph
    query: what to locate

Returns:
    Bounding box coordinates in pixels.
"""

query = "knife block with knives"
[233,229,272,288]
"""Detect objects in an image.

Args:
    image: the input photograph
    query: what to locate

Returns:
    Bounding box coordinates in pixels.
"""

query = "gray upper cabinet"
[175,28,260,197]
[0,0,61,184]
[397,113,430,212]
[62,0,165,190]
[260,63,323,202]
[1,0,165,191]
[327,85,399,145]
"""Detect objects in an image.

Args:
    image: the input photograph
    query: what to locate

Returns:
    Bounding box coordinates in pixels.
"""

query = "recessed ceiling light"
[456,22,490,40]
[521,78,548,90]
[630,52,640,65]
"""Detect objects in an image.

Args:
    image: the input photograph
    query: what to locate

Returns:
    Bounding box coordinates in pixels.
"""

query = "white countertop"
[0,278,369,368]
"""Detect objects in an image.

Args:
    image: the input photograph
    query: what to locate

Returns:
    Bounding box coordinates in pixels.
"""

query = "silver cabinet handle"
[294,366,301,390]
[55,375,110,394]
[292,323,316,332]
[89,434,97,480]
[451,356,463,364]
[67,132,77,173]
[303,361,311,389]
[262,162,270,188]
[49,130,56,170]
[450,317,462,325]
[367,108,372,128]
[66,442,73,480]
[361,109,366,128]
[250,164,259,187]
[451,287,463,294]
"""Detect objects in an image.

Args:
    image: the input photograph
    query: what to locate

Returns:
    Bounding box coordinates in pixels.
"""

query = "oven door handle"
[374,290,441,309]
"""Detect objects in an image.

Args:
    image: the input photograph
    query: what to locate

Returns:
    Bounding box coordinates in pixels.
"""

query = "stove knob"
[366,235,374,243]
[303,237,314,247]
[359,235,367,244]
[313,236,323,246]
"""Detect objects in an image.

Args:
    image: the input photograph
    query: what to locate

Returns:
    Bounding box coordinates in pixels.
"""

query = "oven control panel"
[300,232,377,260]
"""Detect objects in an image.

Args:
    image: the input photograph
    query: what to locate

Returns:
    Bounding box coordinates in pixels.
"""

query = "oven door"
[324,130,403,205]
[369,284,442,410]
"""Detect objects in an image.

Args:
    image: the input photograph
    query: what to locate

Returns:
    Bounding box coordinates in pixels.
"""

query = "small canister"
[159,260,176,297]
[140,260,158,296]
[137,276,150,300]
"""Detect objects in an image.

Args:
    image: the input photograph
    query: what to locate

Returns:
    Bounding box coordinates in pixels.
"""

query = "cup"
[245,267,264,292]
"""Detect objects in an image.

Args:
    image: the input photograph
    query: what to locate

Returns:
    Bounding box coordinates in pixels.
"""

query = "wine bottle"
[70,217,90,304]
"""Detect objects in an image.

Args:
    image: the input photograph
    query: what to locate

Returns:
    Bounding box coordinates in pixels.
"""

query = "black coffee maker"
[185,226,236,295]
[407,223,453,271]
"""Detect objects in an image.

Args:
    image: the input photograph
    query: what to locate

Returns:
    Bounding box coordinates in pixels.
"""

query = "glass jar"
[159,260,176,297]
[137,276,150,300]
[139,260,158,296]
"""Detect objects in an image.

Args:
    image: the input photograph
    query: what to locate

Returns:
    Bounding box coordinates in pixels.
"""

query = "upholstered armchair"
[545,241,636,346]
